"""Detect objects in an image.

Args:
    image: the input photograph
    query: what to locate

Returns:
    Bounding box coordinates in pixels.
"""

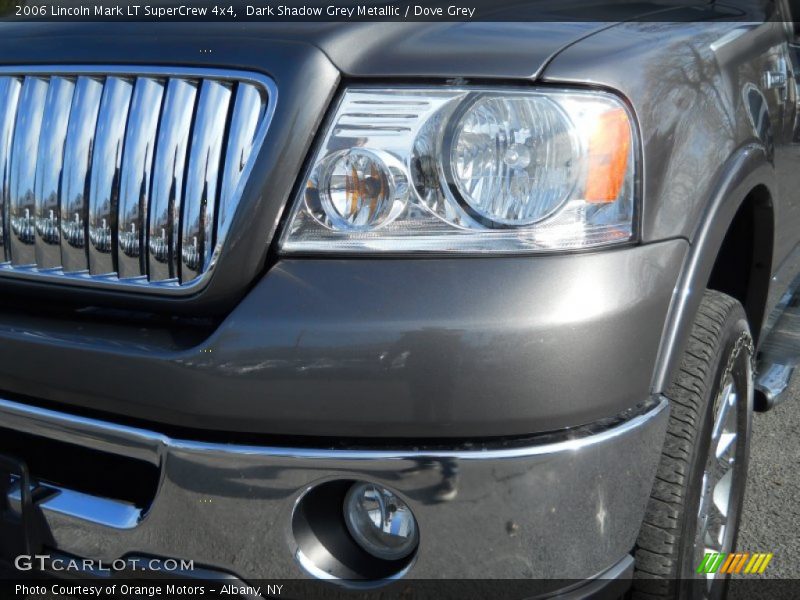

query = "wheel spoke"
[711,385,735,442]
[713,468,734,518]
[716,431,737,461]
[692,372,746,585]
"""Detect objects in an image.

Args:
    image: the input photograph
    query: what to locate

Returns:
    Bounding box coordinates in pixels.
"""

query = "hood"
[0,1,720,80]
[0,21,601,79]
[265,21,607,79]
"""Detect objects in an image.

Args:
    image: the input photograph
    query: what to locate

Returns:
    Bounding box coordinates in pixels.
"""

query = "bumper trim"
[0,396,666,464]
[0,396,669,580]
[7,476,141,530]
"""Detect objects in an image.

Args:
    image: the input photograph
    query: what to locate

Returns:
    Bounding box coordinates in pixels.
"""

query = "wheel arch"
[651,143,776,393]
[706,184,774,346]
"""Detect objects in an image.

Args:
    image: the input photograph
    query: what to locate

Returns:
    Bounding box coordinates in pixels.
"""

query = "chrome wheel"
[693,369,748,595]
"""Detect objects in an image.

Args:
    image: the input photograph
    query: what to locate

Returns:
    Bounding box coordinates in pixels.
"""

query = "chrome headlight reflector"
[449,94,579,227]
[281,87,638,254]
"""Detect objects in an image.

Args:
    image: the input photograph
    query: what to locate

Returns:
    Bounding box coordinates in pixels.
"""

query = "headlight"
[280,87,638,254]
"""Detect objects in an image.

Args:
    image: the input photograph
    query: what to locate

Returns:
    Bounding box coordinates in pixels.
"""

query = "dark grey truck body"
[0,1,799,593]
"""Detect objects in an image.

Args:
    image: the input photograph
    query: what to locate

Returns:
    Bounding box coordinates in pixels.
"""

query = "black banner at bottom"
[2,577,800,600]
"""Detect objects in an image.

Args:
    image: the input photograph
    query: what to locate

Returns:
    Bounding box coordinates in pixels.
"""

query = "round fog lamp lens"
[344,482,419,561]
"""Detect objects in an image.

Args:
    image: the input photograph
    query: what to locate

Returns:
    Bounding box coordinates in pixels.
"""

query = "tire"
[632,290,754,599]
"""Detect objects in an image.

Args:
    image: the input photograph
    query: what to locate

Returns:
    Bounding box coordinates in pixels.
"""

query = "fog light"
[343,482,419,561]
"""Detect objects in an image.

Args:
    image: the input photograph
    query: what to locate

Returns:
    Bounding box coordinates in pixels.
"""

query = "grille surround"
[0,66,277,295]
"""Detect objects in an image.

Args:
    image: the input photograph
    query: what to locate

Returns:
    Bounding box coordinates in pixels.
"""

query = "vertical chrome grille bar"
[0,66,274,294]
[0,76,22,264]
[8,77,49,266]
[88,77,133,276]
[117,77,164,279]
[34,76,75,269]
[148,78,197,282]
[180,80,232,284]
[61,76,103,273]
[219,83,264,233]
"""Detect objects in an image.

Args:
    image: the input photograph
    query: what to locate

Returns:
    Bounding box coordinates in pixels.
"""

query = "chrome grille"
[0,66,275,293]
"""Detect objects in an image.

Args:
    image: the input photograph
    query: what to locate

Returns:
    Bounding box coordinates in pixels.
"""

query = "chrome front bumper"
[0,396,668,581]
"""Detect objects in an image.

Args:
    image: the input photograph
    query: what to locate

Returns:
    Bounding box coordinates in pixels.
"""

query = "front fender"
[651,144,776,392]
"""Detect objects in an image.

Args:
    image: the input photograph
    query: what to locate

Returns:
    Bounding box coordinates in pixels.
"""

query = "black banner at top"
[0,0,779,23]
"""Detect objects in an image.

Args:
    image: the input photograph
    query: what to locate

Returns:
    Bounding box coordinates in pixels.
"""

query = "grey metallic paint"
[0,4,796,587]
[0,241,684,437]
[542,19,800,392]
[0,8,796,438]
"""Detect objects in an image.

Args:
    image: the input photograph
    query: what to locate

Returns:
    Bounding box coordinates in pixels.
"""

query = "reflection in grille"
[0,67,272,290]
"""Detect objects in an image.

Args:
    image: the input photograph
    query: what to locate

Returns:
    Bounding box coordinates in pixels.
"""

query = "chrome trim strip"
[0,396,668,464]
[180,79,232,284]
[117,77,164,279]
[8,77,48,266]
[88,76,133,276]
[219,83,263,232]
[34,76,75,269]
[0,398,166,466]
[148,78,197,283]
[0,66,277,295]
[176,397,669,460]
[0,76,22,263]
[8,476,142,530]
[60,76,103,273]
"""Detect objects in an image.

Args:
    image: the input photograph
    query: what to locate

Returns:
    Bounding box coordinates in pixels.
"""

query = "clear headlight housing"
[280,87,638,254]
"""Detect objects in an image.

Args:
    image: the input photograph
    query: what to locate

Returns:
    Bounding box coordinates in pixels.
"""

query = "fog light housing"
[343,482,419,561]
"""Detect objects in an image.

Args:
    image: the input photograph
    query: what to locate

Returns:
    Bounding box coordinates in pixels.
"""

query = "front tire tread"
[632,291,750,598]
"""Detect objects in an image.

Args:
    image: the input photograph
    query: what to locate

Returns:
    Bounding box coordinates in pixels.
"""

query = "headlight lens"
[281,87,637,254]
[308,148,408,231]
[449,95,579,226]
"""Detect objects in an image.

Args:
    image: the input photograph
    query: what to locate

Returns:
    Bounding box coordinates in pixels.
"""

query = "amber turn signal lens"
[585,108,632,203]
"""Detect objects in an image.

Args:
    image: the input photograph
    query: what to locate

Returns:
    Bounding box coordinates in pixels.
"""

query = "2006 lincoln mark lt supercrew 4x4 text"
[0,1,799,598]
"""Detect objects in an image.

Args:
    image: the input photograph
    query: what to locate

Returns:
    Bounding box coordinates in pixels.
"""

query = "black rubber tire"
[632,290,754,599]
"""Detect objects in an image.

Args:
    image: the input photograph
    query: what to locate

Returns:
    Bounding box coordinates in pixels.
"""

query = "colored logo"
[696,552,773,575]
